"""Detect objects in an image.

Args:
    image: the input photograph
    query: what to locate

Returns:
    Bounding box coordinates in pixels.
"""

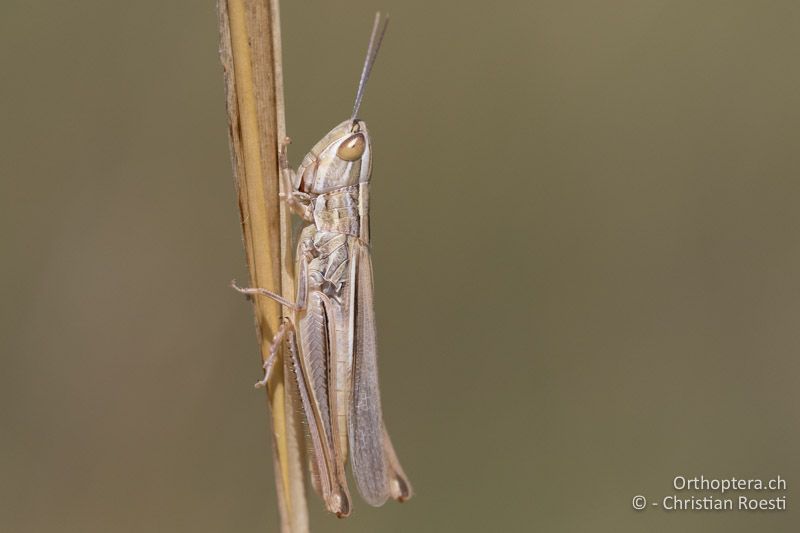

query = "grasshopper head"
[297,119,372,193]
[296,13,388,195]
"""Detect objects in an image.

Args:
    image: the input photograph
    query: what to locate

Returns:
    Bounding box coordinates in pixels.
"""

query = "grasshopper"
[232,13,412,517]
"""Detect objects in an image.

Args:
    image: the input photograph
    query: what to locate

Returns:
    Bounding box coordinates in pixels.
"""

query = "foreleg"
[278,137,314,221]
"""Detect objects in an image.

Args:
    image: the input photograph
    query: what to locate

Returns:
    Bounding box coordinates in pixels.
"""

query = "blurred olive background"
[2,1,799,531]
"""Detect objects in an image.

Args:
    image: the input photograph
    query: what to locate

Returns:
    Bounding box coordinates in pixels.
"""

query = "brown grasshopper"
[232,13,412,517]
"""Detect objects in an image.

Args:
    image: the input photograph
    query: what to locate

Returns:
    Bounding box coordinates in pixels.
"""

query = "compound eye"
[336,133,366,161]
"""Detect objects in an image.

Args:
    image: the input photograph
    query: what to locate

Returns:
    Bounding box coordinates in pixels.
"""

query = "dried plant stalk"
[218,0,309,531]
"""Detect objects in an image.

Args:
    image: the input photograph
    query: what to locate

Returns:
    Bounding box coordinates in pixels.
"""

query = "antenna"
[351,12,390,122]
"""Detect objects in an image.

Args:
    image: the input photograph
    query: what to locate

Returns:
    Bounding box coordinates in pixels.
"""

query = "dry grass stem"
[218,1,309,531]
